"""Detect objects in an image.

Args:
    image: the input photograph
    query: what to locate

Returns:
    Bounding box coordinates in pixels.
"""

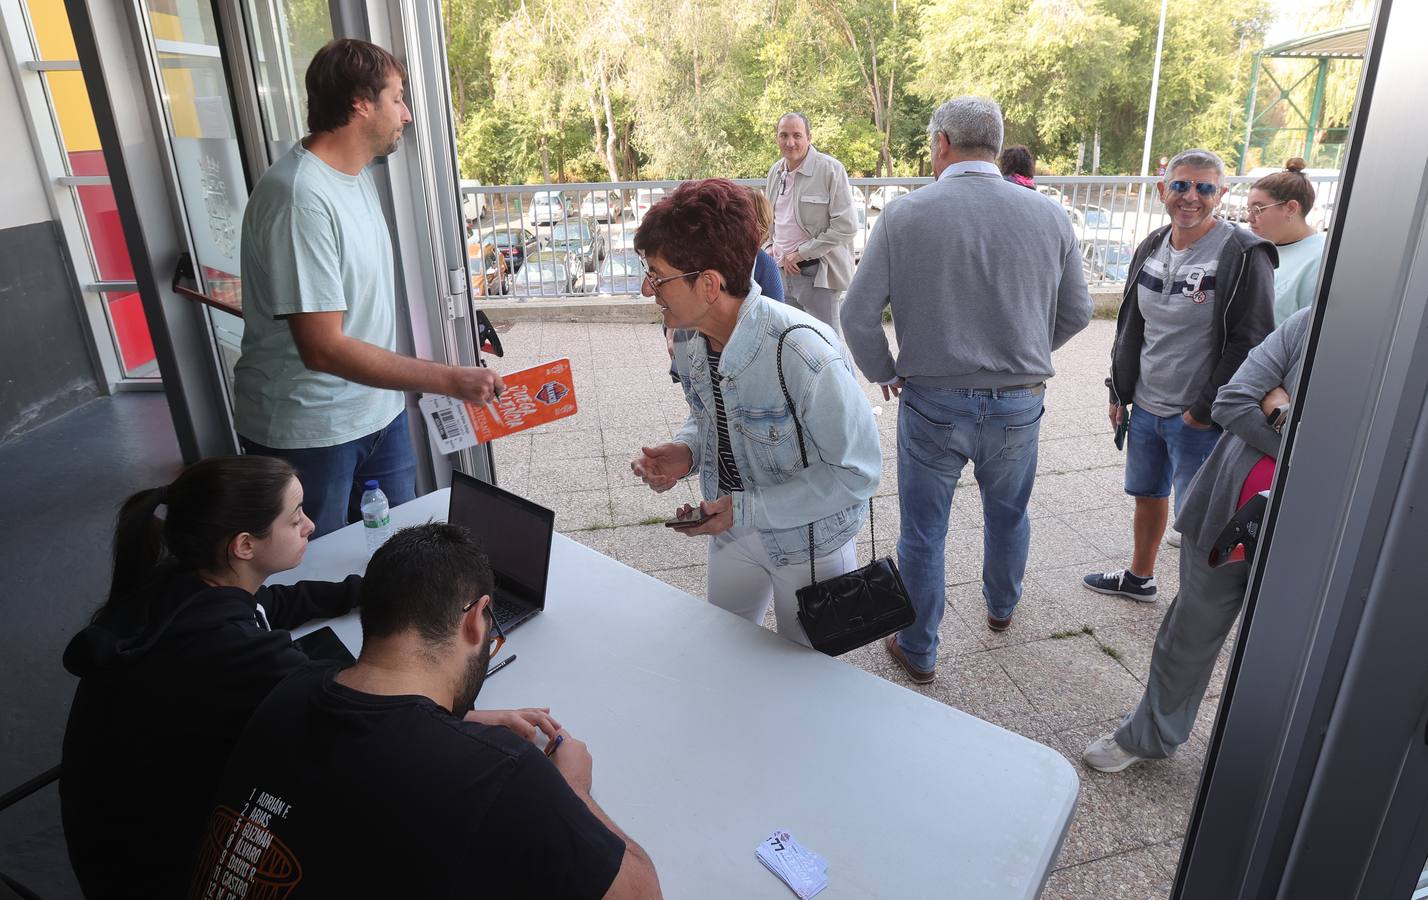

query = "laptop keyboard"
[492,595,529,627]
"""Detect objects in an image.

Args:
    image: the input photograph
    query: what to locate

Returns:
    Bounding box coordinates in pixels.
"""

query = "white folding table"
[279,489,1078,899]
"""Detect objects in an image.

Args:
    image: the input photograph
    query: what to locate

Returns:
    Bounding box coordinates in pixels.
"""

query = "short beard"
[451,641,492,715]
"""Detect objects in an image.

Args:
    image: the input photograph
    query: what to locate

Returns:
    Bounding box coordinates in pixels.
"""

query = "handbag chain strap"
[774,325,876,587]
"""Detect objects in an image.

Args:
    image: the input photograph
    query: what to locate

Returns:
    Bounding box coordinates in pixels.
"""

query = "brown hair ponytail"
[99,456,297,622]
[1252,157,1316,217]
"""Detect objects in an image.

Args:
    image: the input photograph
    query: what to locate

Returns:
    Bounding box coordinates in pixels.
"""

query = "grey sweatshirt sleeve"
[838,213,897,383]
[1210,311,1307,458]
[1052,238,1094,350]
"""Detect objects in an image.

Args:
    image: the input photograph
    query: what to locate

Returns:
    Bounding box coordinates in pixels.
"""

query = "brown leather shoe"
[884,635,935,684]
[987,611,1013,632]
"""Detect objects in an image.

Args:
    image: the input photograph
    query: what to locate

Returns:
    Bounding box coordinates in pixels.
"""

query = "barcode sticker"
[420,395,477,454]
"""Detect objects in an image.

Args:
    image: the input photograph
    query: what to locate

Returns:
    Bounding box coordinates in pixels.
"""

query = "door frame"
[1176,0,1428,895]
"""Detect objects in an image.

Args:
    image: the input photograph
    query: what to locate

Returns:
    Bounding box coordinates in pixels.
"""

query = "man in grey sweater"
[1083,307,1313,772]
[841,96,1093,684]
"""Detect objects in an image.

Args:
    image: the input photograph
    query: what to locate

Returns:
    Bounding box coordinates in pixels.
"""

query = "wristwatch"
[1266,403,1291,433]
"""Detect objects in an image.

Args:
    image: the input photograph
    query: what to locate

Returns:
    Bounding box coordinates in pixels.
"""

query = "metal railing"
[460,174,1341,300]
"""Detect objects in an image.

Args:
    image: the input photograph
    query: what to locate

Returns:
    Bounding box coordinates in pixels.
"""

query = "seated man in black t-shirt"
[188,523,662,899]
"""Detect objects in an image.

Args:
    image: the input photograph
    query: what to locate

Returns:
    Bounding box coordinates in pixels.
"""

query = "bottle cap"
[364,479,380,490]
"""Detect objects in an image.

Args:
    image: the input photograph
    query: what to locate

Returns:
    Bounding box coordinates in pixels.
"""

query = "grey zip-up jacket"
[1108,222,1278,425]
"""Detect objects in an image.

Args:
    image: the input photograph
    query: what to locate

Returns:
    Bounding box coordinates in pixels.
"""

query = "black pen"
[486,654,516,678]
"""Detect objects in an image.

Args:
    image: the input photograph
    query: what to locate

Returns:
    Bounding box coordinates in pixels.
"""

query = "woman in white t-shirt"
[1246,158,1328,324]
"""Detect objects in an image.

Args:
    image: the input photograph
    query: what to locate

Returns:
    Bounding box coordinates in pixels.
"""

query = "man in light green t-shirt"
[235,38,503,536]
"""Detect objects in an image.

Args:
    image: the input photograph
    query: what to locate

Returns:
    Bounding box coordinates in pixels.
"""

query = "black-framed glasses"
[639,258,702,291]
[461,596,506,657]
[1167,179,1220,197]
[780,172,790,196]
[1248,200,1288,217]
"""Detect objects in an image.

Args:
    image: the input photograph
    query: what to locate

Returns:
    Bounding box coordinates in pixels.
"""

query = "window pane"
[244,0,334,159]
[103,292,158,377]
[40,71,101,165]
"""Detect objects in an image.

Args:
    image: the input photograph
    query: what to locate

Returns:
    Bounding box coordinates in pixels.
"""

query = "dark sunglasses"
[1167,180,1220,198]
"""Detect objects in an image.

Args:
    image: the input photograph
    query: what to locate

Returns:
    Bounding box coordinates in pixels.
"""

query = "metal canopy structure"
[1239,23,1370,172]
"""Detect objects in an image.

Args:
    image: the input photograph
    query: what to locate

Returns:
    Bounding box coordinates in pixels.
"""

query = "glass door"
[135,0,252,405]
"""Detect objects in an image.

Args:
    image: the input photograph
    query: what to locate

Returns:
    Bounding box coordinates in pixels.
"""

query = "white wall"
[0,55,55,230]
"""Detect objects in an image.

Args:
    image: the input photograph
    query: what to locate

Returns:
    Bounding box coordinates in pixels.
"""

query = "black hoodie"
[59,567,360,899]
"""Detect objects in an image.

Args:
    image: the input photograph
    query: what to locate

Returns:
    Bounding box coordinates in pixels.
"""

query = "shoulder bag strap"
[774,325,876,584]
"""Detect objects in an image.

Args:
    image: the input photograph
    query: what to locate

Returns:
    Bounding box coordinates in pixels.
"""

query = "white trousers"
[706,526,858,647]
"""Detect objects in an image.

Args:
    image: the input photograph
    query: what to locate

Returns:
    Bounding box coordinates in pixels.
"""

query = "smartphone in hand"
[1114,408,1130,451]
[664,506,713,529]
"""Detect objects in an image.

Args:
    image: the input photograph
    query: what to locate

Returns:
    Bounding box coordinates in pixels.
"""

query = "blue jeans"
[894,383,1044,670]
[239,410,417,538]
[1124,407,1222,517]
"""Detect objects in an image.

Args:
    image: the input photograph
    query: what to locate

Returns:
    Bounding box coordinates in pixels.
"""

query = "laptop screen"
[447,471,555,608]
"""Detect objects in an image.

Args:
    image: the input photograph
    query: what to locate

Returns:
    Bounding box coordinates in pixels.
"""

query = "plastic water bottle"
[359,480,392,551]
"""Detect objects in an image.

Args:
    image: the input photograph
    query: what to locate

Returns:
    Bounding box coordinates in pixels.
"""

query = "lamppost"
[1136,0,1170,231]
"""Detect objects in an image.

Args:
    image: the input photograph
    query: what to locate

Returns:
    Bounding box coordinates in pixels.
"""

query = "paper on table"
[756,829,828,899]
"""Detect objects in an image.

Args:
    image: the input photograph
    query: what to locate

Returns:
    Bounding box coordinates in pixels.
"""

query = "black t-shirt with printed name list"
[188,663,626,899]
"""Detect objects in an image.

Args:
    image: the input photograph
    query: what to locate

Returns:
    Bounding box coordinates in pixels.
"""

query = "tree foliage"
[444,0,1362,183]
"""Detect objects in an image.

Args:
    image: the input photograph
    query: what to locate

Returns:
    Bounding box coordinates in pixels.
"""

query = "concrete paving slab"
[993,635,1148,732]
[1025,515,1112,572]
[1028,470,1118,518]
[1053,718,1206,848]
[530,426,606,460]
[540,489,613,532]
[610,484,697,525]
[1042,845,1173,900]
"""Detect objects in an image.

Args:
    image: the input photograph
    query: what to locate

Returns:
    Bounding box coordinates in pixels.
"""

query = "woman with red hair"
[629,179,881,646]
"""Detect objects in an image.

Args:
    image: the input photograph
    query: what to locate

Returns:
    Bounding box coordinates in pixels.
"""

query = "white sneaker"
[1082,733,1147,773]
[1166,529,1182,548]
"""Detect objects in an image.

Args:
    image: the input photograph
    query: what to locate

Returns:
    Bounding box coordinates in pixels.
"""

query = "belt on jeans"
[934,382,1045,396]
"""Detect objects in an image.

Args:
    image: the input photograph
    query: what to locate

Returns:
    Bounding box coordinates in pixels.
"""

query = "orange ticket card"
[420,359,578,452]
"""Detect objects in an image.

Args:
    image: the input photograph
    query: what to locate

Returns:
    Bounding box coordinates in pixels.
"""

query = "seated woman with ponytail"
[59,455,359,899]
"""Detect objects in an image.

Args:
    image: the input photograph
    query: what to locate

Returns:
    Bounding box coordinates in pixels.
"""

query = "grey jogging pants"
[1115,536,1250,759]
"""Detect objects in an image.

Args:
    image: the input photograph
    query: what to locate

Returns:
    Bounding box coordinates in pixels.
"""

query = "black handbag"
[774,325,916,656]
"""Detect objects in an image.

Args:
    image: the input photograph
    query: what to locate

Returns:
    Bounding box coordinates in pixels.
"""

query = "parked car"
[529,189,572,225]
[1037,184,1068,206]
[597,249,645,295]
[548,217,607,272]
[580,190,623,221]
[631,187,667,221]
[867,185,911,210]
[852,202,869,262]
[1081,239,1136,283]
[482,227,541,273]
[459,179,486,224]
[466,237,509,296]
[510,249,584,295]
[1067,205,1118,243]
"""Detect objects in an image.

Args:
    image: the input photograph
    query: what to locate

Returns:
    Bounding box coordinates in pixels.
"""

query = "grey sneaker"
[1166,528,1182,548]
[1082,733,1147,773]
[1082,569,1158,601]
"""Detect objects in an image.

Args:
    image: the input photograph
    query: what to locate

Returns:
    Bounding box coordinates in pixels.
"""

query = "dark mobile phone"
[664,508,713,528]
[1114,408,1130,451]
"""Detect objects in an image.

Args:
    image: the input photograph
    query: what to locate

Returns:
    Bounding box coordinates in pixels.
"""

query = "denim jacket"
[671,287,881,566]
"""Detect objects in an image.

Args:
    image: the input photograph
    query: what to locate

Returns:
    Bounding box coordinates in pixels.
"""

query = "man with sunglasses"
[1084,149,1275,603]
[763,112,858,335]
[190,523,662,899]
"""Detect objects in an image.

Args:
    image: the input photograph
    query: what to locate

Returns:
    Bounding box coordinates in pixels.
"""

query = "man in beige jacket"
[764,112,858,336]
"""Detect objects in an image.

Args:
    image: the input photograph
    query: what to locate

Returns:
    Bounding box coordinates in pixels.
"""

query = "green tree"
[911,0,1133,172]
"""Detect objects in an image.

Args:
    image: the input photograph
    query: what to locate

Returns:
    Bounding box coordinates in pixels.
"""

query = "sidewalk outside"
[488,316,1233,899]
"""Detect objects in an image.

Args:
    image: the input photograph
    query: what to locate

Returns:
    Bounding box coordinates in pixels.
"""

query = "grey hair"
[778,111,811,135]
[1166,148,1225,179]
[927,97,1003,156]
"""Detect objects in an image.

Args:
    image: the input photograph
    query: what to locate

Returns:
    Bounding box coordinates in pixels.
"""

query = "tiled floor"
[487,316,1234,898]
